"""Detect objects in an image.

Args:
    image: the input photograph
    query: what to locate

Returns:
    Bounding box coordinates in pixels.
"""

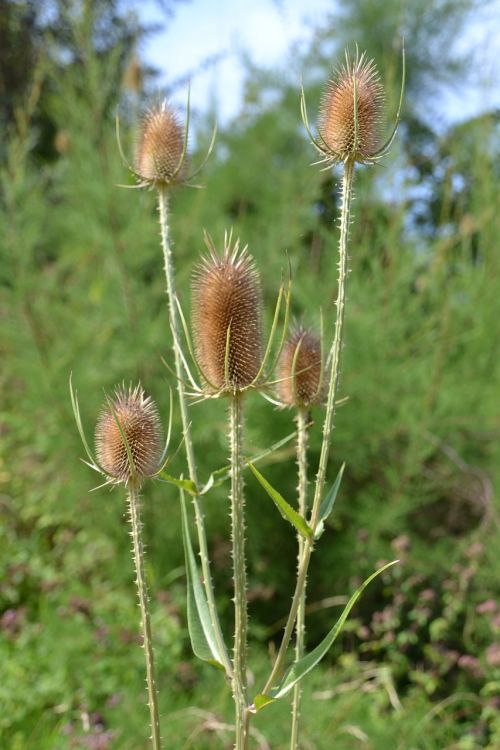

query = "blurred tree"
[0,0,183,159]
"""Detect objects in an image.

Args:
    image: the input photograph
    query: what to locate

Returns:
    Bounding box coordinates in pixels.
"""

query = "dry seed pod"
[134,102,186,185]
[278,327,323,407]
[95,384,163,484]
[192,237,263,392]
[318,50,385,164]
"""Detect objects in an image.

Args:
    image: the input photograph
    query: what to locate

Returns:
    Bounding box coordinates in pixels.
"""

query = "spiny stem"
[261,158,354,696]
[290,408,309,750]
[229,392,249,750]
[126,481,161,750]
[310,158,353,526]
[157,188,231,676]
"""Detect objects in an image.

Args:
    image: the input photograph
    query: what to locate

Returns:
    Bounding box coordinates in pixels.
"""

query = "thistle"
[117,95,231,679]
[95,384,163,484]
[190,234,265,749]
[71,380,172,750]
[277,326,324,408]
[192,236,263,394]
[277,326,324,746]
[134,103,187,187]
[301,45,405,168]
[318,51,385,164]
[254,47,405,749]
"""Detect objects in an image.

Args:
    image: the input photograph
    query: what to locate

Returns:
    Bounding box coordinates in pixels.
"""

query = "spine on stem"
[290,408,309,749]
[127,481,162,750]
[94,383,164,749]
[229,392,250,750]
[310,158,353,529]
[157,188,231,675]
[261,159,354,696]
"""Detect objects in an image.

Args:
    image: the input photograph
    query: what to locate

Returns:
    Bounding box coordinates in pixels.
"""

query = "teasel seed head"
[278,326,324,408]
[95,384,163,484]
[134,101,186,186]
[192,234,263,393]
[318,49,385,164]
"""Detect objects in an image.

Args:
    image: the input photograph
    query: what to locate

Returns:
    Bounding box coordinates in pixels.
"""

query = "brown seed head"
[134,102,186,185]
[192,235,263,393]
[278,326,324,407]
[95,384,163,484]
[318,50,385,163]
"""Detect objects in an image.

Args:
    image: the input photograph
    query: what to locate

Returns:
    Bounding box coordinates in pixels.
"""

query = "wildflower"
[278,326,324,407]
[134,102,186,186]
[318,49,385,164]
[95,384,163,484]
[192,235,263,393]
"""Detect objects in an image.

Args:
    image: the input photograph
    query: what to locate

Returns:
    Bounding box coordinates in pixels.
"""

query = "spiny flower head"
[192,235,263,393]
[95,384,163,484]
[318,49,385,164]
[278,326,324,408]
[134,101,186,186]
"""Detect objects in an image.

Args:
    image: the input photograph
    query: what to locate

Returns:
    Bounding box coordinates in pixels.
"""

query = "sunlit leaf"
[253,560,399,710]
[160,472,197,495]
[248,462,313,540]
[314,462,346,539]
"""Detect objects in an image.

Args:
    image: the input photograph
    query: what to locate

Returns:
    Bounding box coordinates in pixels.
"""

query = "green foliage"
[248,462,313,540]
[1,0,499,748]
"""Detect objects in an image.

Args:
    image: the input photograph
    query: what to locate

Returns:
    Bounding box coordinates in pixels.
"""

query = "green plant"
[90,44,405,750]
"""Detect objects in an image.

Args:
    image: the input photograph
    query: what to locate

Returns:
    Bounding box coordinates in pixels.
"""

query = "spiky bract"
[95,384,163,484]
[318,49,385,164]
[134,102,186,186]
[278,327,324,407]
[192,235,263,393]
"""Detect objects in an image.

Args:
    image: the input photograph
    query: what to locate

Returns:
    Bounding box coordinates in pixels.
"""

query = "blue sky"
[138,0,499,125]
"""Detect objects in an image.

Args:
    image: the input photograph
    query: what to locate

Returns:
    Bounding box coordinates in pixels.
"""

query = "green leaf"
[180,491,225,669]
[314,462,346,539]
[252,693,276,712]
[253,560,398,711]
[160,472,198,496]
[206,429,298,491]
[248,462,313,540]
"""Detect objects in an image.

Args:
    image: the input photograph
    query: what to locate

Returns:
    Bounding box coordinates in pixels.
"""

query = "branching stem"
[126,481,161,750]
[157,188,231,676]
[261,157,354,696]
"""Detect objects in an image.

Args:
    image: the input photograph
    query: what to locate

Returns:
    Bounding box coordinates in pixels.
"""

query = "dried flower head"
[192,235,263,393]
[318,49,385,164]
[278,326,324,407]
[95,384,163,484]
[134,102,186,186]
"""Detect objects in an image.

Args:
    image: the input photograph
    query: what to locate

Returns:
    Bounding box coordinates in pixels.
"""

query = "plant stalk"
[157,188,231,676]
[290,408,309,750]
[126,481,162,750]
[262,158,354,696]
[229,392,249,750]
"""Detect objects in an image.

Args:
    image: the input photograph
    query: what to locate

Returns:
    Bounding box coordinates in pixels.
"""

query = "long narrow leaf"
[314,462,346,539]
[180,491,225,669]
[248,462,313,540]
[253,559,399,711]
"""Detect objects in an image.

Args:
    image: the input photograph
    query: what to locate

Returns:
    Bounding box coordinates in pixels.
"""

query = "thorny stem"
[290,408,309,750]
[157,188,232,676]
[310,157,353,527]
[261,158,354,696]
[126,481,162,750]
[229,392,250,750]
